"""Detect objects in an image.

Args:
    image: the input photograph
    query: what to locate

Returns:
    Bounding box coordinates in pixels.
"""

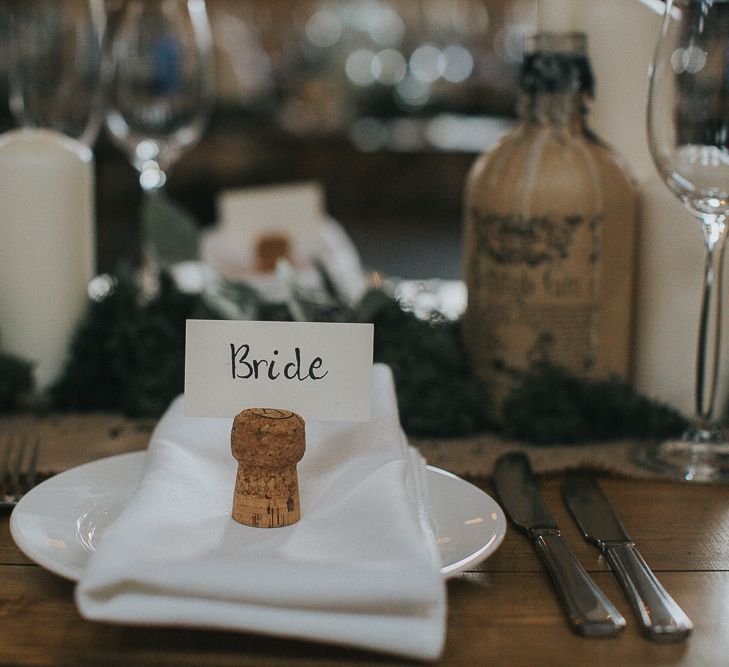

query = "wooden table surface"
[1,423,728,666]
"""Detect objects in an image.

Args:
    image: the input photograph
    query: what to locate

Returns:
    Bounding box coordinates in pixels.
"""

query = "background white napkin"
[75,364,446,660]
[201,219,368,305]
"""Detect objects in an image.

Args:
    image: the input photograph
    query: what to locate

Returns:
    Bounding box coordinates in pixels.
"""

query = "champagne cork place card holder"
[185,320,374,528]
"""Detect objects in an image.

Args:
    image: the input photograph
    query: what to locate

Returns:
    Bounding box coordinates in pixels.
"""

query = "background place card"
[185,320,373,421]
[217,181,323,242]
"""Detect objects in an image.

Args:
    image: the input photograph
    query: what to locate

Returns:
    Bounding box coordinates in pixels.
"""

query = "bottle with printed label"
[463,32,638,405]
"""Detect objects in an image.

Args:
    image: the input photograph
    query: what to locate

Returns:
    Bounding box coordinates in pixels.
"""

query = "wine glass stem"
[139,161,168,191]
[695,216,728,424]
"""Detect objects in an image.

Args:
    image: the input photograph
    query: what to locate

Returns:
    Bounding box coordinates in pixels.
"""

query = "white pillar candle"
[0,128,95,390]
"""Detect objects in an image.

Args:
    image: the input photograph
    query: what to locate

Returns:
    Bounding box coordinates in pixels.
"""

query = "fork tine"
[0,439,8,499]
[0,435,22,500]
[25,436,39,491]
[10,437,22,500]
[0,440,6,497]
[0,435,42,506]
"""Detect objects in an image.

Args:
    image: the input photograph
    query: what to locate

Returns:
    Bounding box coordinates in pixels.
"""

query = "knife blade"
[493,453,625,637]
[562,470,693,641]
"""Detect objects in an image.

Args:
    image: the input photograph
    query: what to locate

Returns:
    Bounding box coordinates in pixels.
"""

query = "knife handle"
[606,542,693,641]
[532,528,625,637]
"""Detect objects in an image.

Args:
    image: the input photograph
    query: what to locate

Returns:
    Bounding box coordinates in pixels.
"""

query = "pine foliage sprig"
[0,353,33,411]
[39,267,691,443]
[501,363,687,444]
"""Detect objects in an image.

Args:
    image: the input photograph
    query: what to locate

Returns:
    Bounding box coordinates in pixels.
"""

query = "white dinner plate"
[10,451,506,581]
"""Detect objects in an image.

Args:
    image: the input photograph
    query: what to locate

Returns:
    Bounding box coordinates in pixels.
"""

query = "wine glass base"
[634,435,729,483]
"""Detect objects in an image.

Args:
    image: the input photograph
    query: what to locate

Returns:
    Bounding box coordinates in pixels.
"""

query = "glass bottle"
[463,32,638,406]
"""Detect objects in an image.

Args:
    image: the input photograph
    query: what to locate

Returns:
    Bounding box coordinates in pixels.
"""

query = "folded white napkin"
[201,219,368,304]
[75,364,446,660]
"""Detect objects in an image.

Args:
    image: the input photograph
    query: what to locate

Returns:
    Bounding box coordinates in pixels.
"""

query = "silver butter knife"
[562,471,693,641]
[493,453,625,637]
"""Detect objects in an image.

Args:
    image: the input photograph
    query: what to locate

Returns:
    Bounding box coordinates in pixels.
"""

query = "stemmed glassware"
[8,0,105,146]
[644,0,729,480]
[104,0,214,192]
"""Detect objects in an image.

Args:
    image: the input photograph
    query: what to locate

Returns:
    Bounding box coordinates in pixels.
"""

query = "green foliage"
[51,269,223,417]
[355,290,491,436]
[142,192,200,266]
[42,266,690,444]
[501,363,687,444]
[1,199,691,440]
[0,353,34,411]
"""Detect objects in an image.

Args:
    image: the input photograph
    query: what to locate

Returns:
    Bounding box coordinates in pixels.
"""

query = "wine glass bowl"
[104,0,213,191]
[649,2,729,216]
[8,0,104,146]
[642,0,729,479]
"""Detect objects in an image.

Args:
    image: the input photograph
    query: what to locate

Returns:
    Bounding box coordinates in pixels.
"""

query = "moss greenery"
[0,352,33,411]
[13,266,683,443]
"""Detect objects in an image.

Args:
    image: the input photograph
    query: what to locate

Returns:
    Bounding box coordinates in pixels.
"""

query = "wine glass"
[8,0,105,146]
[644,0,729,480]
[104,0,214,192]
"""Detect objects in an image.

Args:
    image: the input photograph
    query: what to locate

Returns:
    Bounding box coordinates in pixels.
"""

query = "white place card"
[217,181,323,243]
[184,320,374,421]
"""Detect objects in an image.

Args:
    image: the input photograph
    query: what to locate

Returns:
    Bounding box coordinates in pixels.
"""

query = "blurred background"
[0,0,535,279]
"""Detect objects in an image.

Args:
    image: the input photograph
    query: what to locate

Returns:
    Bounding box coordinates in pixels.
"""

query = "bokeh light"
[349,116,388,151]
[372,48,407,85]
[443,45,474,83]
[409,44,446,83]
[305,10,342,48]
[395,73,431,109]
[345,48,376,86]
